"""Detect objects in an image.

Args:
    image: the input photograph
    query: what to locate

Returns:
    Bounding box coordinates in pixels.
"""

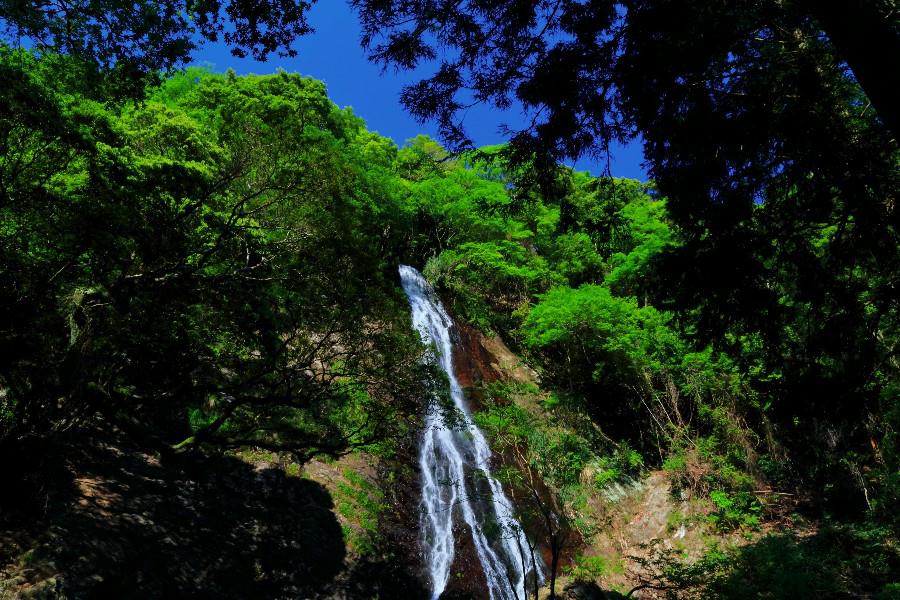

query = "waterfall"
[399,265,542,600]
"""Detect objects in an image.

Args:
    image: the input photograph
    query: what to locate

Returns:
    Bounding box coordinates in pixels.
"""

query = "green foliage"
[335,468,387,556]
[1,19,897,593]
[630,521,900,598]
[425,240,557,331]
[565,553,614,580]
[590,444,644,490]
[0,1,317,96]
[547,232,604,285]
[878,584,900,600]
[0,53,434,461]
[603,196,674,296]
[521,284,682,386]
[707,490,762,532]
[472,399,534,444]
[531,431,593,488]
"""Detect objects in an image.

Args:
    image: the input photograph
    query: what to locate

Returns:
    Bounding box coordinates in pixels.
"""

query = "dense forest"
[0,1,898,599]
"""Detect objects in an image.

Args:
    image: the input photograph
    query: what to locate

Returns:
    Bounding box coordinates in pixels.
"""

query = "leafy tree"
[353,0,897,149]
[0,53,433,462]
[399,137,522,254]
[603,192,673,298]
[0,0,318,94]
[425,239,559,331]
[546,232,603,286]
[475,398,576,600]
[354,0,900,513]
[521,285,679,441]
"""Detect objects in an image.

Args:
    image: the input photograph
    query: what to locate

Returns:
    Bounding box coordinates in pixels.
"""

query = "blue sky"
[190,2,647,180]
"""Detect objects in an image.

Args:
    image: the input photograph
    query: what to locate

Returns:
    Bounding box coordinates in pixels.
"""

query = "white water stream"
[400,265,542,600]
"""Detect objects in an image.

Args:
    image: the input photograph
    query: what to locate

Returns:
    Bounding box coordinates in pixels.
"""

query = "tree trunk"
[806,0,900,140]
[549,538,560,599]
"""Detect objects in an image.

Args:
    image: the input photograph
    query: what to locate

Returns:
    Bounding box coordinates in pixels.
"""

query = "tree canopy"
[352,0,900,454]
[0,51,437,460]
[0,4,898,595]
[0,0,318,95]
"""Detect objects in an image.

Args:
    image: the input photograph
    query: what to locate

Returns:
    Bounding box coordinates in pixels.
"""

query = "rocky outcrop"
[452,322,539,389]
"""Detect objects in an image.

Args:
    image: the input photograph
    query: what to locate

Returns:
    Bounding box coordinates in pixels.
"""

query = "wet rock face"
[444,318,551,598]
[440,520,489,600]
[447,315,586,587]
[450,320,539,391]
[451,322,503,389]
[354,427,431,599]
[563,581,624,600]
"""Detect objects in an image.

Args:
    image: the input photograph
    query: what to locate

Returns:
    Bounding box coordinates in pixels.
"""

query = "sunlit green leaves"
[0,52,435,459]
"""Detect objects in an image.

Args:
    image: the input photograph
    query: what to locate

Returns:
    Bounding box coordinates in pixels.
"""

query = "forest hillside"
[1,1,898,598]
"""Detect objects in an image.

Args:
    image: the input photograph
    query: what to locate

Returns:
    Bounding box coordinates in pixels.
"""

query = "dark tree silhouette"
[0,0,318,92]
[351,0,899,513]
[352,0,899,431]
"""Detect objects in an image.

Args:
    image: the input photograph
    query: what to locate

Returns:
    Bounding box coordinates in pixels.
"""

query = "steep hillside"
[456,327,897,599]
[1,48,897,599]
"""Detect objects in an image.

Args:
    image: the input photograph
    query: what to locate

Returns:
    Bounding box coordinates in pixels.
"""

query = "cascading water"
[399,265,542,600]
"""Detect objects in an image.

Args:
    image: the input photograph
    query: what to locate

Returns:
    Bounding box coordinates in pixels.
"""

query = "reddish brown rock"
[451,321,539,390]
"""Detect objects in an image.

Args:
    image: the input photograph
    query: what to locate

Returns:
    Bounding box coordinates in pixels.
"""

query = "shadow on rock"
[563,581,627,600]
[704,530,899,599]
[1,431,345,598]
[338,555,430,599]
